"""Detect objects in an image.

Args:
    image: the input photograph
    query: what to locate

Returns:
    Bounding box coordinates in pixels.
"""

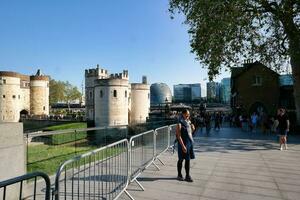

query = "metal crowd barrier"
[1,124,178,200]
[0,172,51,200]
[169,124,177,152]
[154,126,171,166]
[54,139,133,200]
[129,130,157,191]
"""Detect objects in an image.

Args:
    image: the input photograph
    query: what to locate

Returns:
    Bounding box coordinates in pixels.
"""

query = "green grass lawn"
[27,122,127,176]
[45,122,87,131]
[27,122,91,175]
[27,141,125,176]
[27,140,97,175]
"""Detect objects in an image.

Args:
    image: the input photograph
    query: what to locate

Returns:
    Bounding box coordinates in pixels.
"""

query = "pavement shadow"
[137,177,177,182]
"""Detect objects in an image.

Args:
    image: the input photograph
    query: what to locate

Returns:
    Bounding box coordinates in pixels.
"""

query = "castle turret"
[30,70,50,116]
[0,72,23,122]
[94,76,129,127]
[130,76,150,124]
[85,65,109,121]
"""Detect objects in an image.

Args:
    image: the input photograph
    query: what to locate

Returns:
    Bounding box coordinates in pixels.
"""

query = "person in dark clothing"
[214,112,221,131]
[276,108,290,150]
[205,113,211,134]
[176,109,195,182]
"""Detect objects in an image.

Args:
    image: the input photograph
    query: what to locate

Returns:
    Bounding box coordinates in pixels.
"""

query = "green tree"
[64,81,82,111]
[169,0,300,124]
[49,79,65,105]
[50,80,82,110]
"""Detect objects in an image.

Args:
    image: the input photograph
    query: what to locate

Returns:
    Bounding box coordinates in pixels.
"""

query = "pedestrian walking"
[199,114,205,132]
[205,112,211,135]
[250,112,258,132]
[276,108,290,150]
[214,112,221,131]
[176,109,195,182]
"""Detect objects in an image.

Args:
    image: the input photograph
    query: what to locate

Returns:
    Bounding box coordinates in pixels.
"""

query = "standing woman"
[176,109,195,182]
[277,108,290,150]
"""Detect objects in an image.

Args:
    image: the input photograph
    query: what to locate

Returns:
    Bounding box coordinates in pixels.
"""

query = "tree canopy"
[169,0,300,125]
[49,79,82,106]
[169,0,300,79]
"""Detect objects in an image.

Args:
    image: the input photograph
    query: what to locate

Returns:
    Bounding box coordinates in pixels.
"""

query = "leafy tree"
[169,0,300,124]
[49,80,82,110]
[49,79,65,105]
[64,81,82,111]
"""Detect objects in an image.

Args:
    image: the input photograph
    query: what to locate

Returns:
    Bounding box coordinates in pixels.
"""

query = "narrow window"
[252,76,262,86]
[12,95,16,99]
[89,91,93,99]
[3,79,6,84]
[113,90,117,97]
[3,95,5,98]
[100,90,103,98]
[43,106,46,111]
[18,95,20,99]
[125,90,127,98]
[148,93,150,99]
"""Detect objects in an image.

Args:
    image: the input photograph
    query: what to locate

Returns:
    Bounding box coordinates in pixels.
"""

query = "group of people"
[175,107,290,183]
[193,111,227,134]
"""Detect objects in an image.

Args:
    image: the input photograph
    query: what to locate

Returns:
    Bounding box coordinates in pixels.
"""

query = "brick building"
[231,61,281,115]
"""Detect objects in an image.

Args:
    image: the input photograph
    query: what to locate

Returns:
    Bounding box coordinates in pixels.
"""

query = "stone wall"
[0,123,26,199]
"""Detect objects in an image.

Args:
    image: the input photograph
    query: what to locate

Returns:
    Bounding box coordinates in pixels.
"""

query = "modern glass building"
[173,84,201,103]
[150,83,172,105]
[221,78,231,104]
[207,82,217,101]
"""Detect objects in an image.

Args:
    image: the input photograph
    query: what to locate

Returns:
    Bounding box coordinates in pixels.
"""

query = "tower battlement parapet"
[85,64,109,78]
[108,70,129,80]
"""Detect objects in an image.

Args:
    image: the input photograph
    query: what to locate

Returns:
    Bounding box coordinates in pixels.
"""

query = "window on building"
[89,91,93,99]
[3,79,6,84]
[252,76,262,86]
[43,106,46,111]
[2,95,5,98]
[12,95,16,99]
[148,93,150,99]
[100,90,103,98]
[18,95,20,99]
[125,90,127,98]
[113,90,117,97]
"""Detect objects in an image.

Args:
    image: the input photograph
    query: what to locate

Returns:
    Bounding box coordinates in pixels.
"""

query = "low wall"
[0,123,26,199]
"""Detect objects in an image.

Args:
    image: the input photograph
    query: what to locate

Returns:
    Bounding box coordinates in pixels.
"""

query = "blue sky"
[0,0,230,96]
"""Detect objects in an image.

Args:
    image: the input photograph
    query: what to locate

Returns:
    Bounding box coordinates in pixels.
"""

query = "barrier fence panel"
[26,126,128,177]
[54,139,132,200]
[129,130,156,190]
[0,172,51,200]
[154,126,170,159]
[169,124,177,151]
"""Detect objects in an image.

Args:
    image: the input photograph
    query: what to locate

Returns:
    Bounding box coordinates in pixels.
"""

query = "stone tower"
[94,71,129,127]
[0,70,49,122]
[85,65,109,121]
[30,70,50,116]
[130,76,150,124]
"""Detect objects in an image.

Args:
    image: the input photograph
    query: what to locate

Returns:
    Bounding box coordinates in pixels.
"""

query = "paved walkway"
[120,127,300,200]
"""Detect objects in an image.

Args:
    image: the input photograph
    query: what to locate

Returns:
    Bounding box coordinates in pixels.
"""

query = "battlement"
[85,64,109,78]
[109,70,129,80]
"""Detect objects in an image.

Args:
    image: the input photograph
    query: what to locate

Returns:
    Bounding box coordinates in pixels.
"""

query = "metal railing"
[0,172,51,200]
[129,130,156,191]
[2,123,178,200]
[169,124,177,151]
[155,126,170,157]
[54,139,133,200]
[53,124,178,198]
[25,126,128,177]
